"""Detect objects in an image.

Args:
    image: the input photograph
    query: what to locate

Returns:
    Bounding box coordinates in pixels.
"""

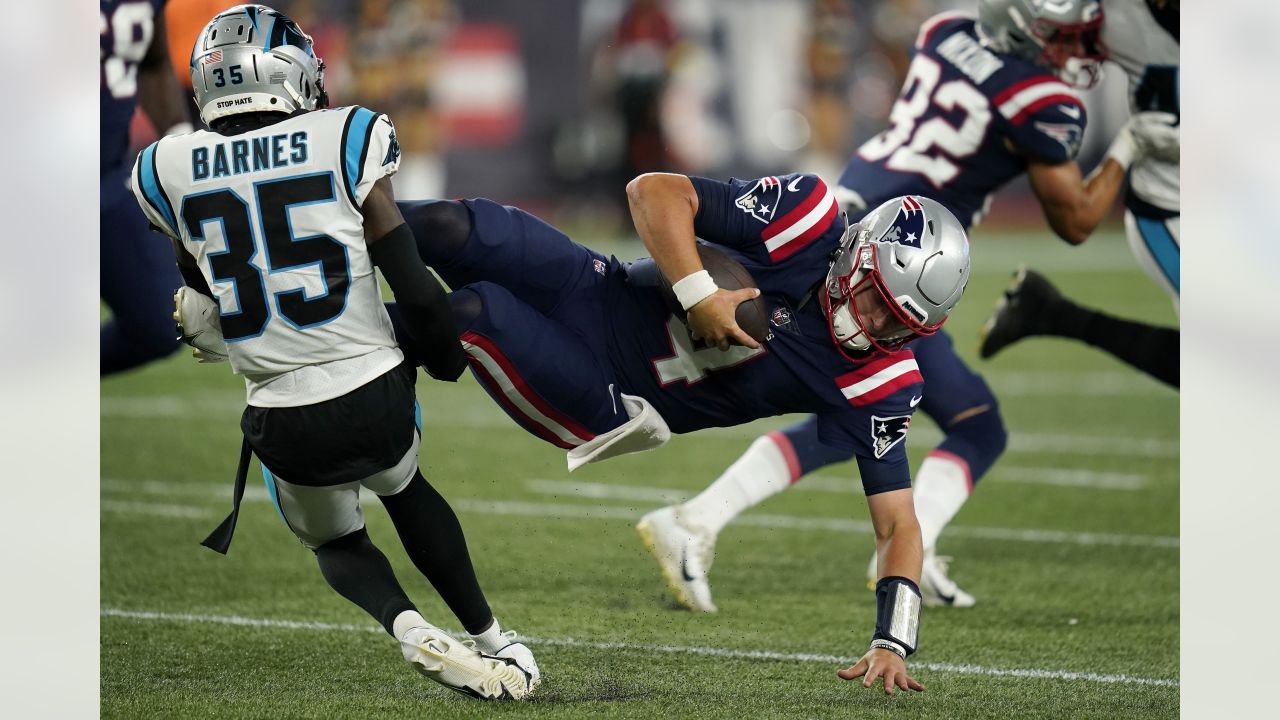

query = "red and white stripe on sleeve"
[835,354,923,407]
[761,177,838,263]
[994,76,1083,126]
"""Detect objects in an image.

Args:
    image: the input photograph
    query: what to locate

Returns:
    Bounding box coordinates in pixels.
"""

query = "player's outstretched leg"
[639,419,851,612]
[980,267,1179,387]
[379,470,541,692]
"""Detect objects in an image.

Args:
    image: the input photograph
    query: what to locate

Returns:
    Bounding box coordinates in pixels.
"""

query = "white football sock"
[680,433,797,535]
[913,451,973,551]
[469,617,506,654]
[392,609,431,640]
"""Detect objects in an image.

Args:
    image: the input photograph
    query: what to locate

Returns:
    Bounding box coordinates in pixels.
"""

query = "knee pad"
[935,406,1008,484]
[399,199,472,266]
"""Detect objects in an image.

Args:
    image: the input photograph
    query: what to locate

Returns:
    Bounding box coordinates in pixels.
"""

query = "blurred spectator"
[349,0,457,198]
[803,0,857,183]
[603,0,681,179]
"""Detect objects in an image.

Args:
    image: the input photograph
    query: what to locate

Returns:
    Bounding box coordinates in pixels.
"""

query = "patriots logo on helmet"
[870,414,911,459]
[734,176,783,225]
[879,196,925,248]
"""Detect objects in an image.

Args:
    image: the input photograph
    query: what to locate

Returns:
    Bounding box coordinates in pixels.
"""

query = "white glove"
[173,286,229,363]
[1107,111,1179,169]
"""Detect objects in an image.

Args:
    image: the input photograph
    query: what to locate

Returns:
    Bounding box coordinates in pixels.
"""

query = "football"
[656,243,770,345]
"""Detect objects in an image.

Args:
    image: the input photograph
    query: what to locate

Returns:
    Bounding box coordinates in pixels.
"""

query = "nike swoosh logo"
[909,395,923,407]
[681,547,696,582]
[1059,104,1081,119]
[786,176,803,192]
[608,384,617,415]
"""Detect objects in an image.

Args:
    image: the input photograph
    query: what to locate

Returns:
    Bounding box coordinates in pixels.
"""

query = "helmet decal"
[880,196,926,249]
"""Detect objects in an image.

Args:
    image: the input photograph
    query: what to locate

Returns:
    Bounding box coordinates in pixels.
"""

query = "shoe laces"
[462,629,519,654]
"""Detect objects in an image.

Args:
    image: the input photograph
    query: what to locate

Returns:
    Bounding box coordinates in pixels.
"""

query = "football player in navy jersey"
[101,0,192,374]
[636,0,1178,612]
[980,0,1180,388]
[379,174,971,693]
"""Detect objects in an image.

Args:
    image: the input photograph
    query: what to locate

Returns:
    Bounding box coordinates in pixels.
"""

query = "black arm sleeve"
[369,222,467,381]
[178,263,215,298]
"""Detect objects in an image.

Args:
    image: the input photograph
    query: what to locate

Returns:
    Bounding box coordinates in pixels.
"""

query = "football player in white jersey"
[981,0,1180,387]
[131,4,538,700]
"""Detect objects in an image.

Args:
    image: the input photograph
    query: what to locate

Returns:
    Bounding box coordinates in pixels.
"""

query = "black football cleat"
[978,266,1064,359]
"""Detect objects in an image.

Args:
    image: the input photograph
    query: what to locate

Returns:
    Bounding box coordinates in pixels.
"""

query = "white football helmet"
[189,4,328,126]
[823,196,970,357]
[976,0,1107,88]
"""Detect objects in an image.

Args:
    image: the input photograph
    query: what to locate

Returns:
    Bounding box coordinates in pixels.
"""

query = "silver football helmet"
[824,196,969,356]
[976,0,1106,88]
[190,4,327,126]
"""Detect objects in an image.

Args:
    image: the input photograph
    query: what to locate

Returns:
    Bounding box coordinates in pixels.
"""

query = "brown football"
[656,243,770,344]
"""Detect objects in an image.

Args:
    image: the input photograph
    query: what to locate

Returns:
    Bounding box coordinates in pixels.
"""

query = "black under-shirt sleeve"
[369,223,467,381]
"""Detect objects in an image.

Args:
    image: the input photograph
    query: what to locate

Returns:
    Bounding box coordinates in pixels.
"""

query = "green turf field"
[101,229,1178,719]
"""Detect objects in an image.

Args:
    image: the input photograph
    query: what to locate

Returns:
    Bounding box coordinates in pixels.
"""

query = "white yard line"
[99,607,1177,688]
[102,478,1178,549]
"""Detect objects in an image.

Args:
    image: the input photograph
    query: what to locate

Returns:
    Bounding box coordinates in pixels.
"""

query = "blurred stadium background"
[138,0,1131,232]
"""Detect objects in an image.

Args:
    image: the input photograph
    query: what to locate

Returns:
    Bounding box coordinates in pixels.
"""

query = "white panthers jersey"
[1103,0,1179,212]
[132,106,405,407]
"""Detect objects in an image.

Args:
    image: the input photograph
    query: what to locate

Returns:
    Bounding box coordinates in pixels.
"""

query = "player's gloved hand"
[173,286,229,363]
[1127,111,1179,163]
[837,647,925,696]
[687,288,762,351]
[1107,111,1179,168]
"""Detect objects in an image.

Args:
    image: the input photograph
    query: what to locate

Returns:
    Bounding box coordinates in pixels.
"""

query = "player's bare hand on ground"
[837,648,925,695]
[687,288,762,350]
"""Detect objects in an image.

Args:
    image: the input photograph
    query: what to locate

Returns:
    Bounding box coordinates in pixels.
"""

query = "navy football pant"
[399,198,628,448]
[101,165,182,375]
[773,330,1008,487]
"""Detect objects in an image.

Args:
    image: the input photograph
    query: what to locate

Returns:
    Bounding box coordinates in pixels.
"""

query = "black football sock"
[1042,298,1180,388]
[313,527,417,636]
[381,471,494,634]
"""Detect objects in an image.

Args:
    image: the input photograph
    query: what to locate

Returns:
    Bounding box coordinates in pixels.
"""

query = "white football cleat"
[489,631,541,693]
[400,627,533,700]
[920,552,976,608]
[636,506,717,613]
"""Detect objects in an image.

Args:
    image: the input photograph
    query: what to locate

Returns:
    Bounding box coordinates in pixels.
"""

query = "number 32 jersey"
[131,106,405,407]
[840,12,1087,229]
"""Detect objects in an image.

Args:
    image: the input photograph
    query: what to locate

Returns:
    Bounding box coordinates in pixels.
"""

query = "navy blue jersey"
[840,13,1087,229]
[101,0,166,173]
[607,173,924,468]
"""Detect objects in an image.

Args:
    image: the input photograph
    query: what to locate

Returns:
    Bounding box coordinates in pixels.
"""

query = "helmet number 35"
[857,55,991,188]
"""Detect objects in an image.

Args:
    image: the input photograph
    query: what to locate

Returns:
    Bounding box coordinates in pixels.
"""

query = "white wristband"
[869,638,907,659]
[672,269,718,311]
[164,122,195,137]
[1105,126,1136,171]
